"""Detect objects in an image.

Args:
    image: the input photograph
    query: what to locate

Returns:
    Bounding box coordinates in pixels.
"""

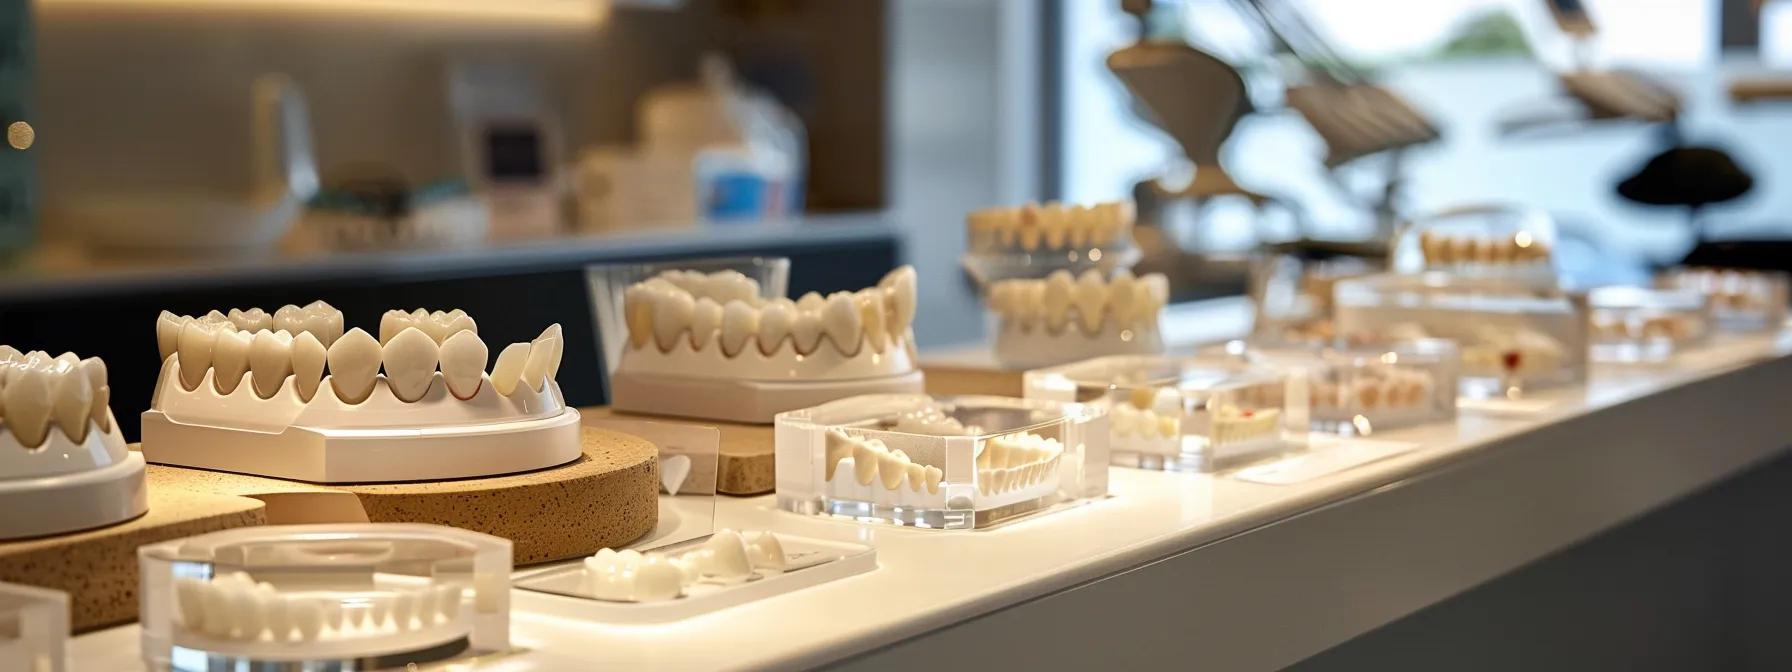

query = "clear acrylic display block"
[1223,340,1460,436]
[1586,286,1712,363]
[0,582,69,672]
[1247,247,1381,346]
[775,394,1108,530]
[1394,205,1559,289]
[1023,355,1306,472]
[960,201,1141,288]
[1656,267,1789,333]
[1334,272,1588,397]
[139,524,511,671]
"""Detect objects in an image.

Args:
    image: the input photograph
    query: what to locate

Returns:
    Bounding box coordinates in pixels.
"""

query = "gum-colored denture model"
[142,303,581,483]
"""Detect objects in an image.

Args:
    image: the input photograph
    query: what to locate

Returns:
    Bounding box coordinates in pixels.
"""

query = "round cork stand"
[144,426,660,566]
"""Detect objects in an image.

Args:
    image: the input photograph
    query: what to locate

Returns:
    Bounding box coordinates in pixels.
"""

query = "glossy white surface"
[71,328,1792,671]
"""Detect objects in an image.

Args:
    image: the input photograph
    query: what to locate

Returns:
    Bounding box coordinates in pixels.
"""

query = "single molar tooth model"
[0,347,147,540]
[608,266,925,424]
[986,269,1169,368]
[776,394,1108,530]
[142,304,582,483]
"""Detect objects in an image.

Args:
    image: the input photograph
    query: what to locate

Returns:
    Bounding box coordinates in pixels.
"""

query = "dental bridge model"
[0,346,146,540]
[579,530,789,603]
[173,571,464,645]
[142,302,582,483]
[610,266,924,423]
[985,269,1170,368]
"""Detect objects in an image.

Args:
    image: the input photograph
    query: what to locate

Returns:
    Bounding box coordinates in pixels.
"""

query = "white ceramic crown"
[142,302,581,483]
[0,347,147,540]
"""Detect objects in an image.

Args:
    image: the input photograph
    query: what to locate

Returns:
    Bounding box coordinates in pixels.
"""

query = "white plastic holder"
[610,333,926,424]
[0,412,147,541]
[142,359,582,483]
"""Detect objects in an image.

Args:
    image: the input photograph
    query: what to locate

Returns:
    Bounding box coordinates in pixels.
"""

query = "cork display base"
[0,486,265,632]
[920,362,1027,398]
[146,427,660,565]
[584,407,775,496]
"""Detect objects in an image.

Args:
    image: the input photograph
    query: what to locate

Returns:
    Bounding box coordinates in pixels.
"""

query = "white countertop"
[70,328,1792,671]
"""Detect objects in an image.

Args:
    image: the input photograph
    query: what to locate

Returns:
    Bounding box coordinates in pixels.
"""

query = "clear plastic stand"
[1586,286,1712,364]
[580,415,720,550]
[0,582,69,672]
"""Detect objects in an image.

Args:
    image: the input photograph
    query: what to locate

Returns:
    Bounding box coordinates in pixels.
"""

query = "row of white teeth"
[824,429,944,494]
[823,429,1065,497]
[1417,231,1551,266]
[624,266,917,358]
[175,572,462,643]
[967,200,1134,252]
[1109,403,1182,439]
[987,269,1169,334]
[1208,406,1281,445]
[582,530,785,603]
[1661,268,1780,309]
[888,406,981,436]
[1312,368,1435,411]
[161,302,348,348]
[159,307,561,403]
[0,347,111,448]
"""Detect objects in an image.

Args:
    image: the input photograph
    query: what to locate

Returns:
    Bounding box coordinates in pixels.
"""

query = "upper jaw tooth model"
[962,201,1140,286]
[0,347,147,540]
[610,266,925,424]
[775,394,1108,530]
[142,302,582,483]
[986,269,1169,368]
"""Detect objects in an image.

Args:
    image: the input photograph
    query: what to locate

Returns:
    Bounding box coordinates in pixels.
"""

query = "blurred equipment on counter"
[451,61,563,241]
[48,73,317,258]
[574,55,805,233]
[0,2,31,258]
[288,171,489,253]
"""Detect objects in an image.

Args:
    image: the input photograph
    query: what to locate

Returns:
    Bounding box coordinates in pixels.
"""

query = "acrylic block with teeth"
[1220,340,1460,436]
[774,394,1108,529]
[1023,355,1306,471]
[0,582,69,672]
[0,346,147,540]
[1586,286,1712,363]
[985,268,1169,369]
[1334,273,1588,396]
[1396,206,1558,289]
[141,302,582,483]
[1655,267,1789,333]
[139,524,509,670]
[960,200,1142,286]
[596,259,925,424]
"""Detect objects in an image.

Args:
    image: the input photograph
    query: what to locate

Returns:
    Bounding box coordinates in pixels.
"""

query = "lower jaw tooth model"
[141,302,581,483]
[1657,267,1790,332]
[0,347,146,540]
[610,266,925,423]
[986,269,1169,368]
[776,394,1107,529]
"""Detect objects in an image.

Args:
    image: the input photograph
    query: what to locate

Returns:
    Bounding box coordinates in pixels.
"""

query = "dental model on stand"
[609,266,924,423]
[142,302,582,483]
[961,200,1141,286]
[985,269,1169,368]
[0,347,146,540]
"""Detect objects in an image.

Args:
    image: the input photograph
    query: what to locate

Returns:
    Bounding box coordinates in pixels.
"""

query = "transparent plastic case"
[1023,355,1306,472]
[1655,267,1789,333]
[139,524,511,671]
[1334,272,1588,396]
[1219,340,1460,436]
[1394,205,1558,289]
[775,394,1108,529]
[1248,249,1381,345]
[0,582,69,672]
[1586,286,1711,363]
[960,201,1141,287]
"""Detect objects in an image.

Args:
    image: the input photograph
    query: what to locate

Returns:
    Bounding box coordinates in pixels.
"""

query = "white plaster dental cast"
[172,572,465,645]
[0,347,147,541]
[142,304,582,483]
[986,269,1170,368]
[578,530,794,603]
[610,266,926,423]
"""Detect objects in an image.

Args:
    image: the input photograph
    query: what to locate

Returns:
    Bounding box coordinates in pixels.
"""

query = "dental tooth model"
[775,394,1108,529]
[1398,207,1560,290]
[1221,340,1460,436]
[1334,272,1588,395]
[985,269,1170,369]
[0,347,146,540]
[139,524,511,669]
[610,266,925,423]
[961,201,1142,286]
[578,530,789,603]
[1586,286,1711,363]
[142,302,582,483]
[1024,355,1303,472]
[1417,230,1552,269]
[1656,267,1789,333]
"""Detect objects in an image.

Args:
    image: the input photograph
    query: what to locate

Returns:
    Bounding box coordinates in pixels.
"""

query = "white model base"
[0,452,147,540]
[515,536,875,624]
[994,321,1164,369]
[140,408,582,484]
[610,368,926,424]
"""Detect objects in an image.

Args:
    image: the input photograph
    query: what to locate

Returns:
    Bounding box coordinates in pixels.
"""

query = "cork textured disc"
[0,487,265,632]
[584,406,774,496]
